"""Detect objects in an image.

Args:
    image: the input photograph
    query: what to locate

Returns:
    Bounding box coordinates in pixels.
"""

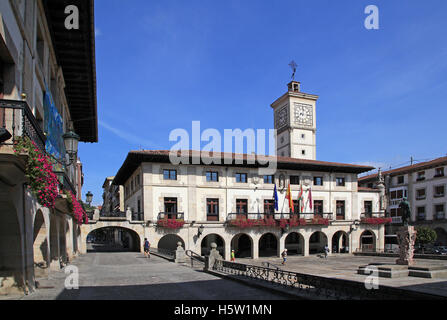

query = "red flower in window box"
[361,218,392,225]
[309,217,329,225]
[157,218,185,229]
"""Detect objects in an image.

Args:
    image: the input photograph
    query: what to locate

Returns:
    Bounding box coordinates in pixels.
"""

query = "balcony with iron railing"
[360,212,391,225]
[157,212,185,220]
[0,99,46,152]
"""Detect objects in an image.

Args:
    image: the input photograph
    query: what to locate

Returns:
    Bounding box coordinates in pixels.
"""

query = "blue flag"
[273,184,279,211]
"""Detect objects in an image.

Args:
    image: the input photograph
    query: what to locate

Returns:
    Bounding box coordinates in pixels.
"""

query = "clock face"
[294,103,313,126]
[275,106,288,128]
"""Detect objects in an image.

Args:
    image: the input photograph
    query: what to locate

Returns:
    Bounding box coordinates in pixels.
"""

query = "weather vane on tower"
[289,60,297,80]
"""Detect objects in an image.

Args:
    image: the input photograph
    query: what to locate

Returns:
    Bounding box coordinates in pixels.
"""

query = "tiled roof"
[359,156,447,182]
[113,150,375,185]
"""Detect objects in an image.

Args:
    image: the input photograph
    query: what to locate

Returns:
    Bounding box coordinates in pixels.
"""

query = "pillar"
[252,238,259,259]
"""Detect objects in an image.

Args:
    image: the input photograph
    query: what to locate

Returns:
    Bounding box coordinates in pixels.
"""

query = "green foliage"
[416,226,437,245]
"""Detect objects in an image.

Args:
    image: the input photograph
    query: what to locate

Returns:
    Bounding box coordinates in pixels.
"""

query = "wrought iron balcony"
[0,99,46,151]
[360,212,386,219]
[157,212,184,220]
[226,212,333,221]
[131,212,144,221]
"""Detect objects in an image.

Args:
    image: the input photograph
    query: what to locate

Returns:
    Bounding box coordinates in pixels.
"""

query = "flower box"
[360,217,392,225]
[157,218,185,229]
[308,217,329,226]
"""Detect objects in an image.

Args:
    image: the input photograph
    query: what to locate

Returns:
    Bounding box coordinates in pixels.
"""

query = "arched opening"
[285,232,304,255]
[33,210,49,277]
[87,227,141,252]
[231,233,252,258]
[434,228,447,246]
[309,231,328,254]
[331,231,349,253]
[201,234,225,257]
[0,201,24,294]
[259,233,278,257]
[158,234,185,251]
[360,230,376,252]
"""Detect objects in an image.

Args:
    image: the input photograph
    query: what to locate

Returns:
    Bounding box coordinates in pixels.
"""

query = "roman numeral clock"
[294,103,313,126]
[271,81,318,160]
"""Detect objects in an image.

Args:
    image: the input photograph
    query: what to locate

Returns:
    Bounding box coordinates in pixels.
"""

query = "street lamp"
[63,130,80,165]
[197,224,205,238]
[85,191,93,207]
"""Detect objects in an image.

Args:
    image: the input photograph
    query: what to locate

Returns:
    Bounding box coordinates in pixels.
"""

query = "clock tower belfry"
[271,81,318,160]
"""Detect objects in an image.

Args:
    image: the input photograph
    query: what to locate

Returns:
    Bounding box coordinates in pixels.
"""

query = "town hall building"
[111,81,387,260]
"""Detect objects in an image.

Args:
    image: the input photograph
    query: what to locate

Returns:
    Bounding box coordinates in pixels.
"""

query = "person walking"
[231,250,235,262]
[143,238,150,258]
[324,245,329,259]
[281,249,287,265]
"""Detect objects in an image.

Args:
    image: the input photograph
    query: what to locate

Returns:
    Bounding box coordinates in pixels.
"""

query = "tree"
[416,227,437,253]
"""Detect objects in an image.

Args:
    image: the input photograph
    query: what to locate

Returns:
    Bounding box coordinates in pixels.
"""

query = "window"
[314,200,323,215]
[416,188,426,200]
[137,199,141,213]
[435,167,445,178]
[336,201,345,220]
[336,177,345,187]
[137,174,140,186]
[416,171,425,181]
[434,185,445,197]
[292,200,300,214]
[206,171,219,182]
[163,169,177,180]
[364,201,373,214]
[301,133,305,139]
[263,175,274,184]
[290,175,300,185]
[264,200,275,214]
[301,150,305,155]
[207,198,219,221]
[236,199,248,214]
[314,176,323,186]
[164,197,177,215]
[235,173,247,183]
[435,204,445,220]
[417,206,425,221]
[397,176,404,184]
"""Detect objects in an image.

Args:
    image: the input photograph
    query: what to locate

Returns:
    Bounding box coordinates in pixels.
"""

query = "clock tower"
[271,81,318,160]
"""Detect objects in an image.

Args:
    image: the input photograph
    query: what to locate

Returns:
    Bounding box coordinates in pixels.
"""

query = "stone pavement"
[18,252,286,300]
[239,254,447,297]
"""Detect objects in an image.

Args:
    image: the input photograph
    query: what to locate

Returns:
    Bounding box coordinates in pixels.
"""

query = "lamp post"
[86,191,93,207]
[62,130,80,166]
[198,224,205,238]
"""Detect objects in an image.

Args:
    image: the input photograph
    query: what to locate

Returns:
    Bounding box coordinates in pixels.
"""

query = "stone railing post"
[206,242,223,270]
[175,242,186,264]
[93,208,99,221]
[126,207,132,221]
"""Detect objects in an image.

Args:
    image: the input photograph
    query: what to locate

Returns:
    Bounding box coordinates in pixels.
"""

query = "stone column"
[396,226,417,266]
[252,239,259,259]
[279,234,286,256]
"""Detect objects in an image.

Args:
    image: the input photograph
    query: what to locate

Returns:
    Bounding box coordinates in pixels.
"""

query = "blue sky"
[79,0,447,205]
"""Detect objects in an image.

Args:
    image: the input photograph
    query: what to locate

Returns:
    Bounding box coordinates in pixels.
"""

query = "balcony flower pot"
[157,218,185,229]
[360,217,392,225]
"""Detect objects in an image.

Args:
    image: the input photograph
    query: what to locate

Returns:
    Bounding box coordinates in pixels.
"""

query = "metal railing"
[0,99,46,151]
[360,212,386,219]
[150,247,176,260]
[157,212,184,220]
[100,211,126,218]
[185,250,205,268]
[212,260,444,300]
[227,212,333,221]
[132,212,144,221]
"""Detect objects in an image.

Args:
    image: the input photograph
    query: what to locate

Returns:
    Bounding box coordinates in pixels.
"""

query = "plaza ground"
[239,254,447,297]
[14,252,285,300]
